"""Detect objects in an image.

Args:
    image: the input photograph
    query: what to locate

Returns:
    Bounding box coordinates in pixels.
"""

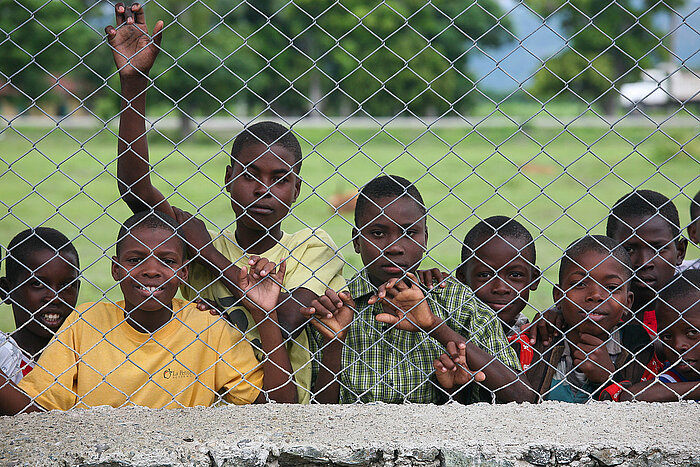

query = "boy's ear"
[292,174,301,203]
[625,289,634,312]
[688,221,698,244]
[224,165,233,190]
[111,256,123,282]
[675,237,688,265]
[455,265,466,284]
[552,284,563,306]
[530,266,541,291]
[352,227,361,254]
[178,263,189,283]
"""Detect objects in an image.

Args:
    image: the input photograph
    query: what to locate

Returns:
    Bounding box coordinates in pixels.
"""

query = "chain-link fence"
[1,0,699,411]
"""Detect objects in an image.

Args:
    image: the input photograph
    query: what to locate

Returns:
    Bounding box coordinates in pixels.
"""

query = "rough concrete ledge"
[1,402,698,466]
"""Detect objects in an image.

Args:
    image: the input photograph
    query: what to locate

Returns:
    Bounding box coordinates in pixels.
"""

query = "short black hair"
[658,269,700,313]
[3,227,79,285]
[691,188,700,223]
[354,175,426,227]
[230,121,302,172]
[461,216,536,268]
[606,190,681,240]
[559,235,632,284]
[116,211,185,257]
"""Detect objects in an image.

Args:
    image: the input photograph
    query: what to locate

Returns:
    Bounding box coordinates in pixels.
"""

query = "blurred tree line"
[0,0,688,133]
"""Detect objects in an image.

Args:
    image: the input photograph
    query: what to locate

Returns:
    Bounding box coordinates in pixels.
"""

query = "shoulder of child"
[286,227,340,250]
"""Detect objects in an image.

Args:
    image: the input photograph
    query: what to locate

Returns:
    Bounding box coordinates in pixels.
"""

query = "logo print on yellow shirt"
[163,368,195,380]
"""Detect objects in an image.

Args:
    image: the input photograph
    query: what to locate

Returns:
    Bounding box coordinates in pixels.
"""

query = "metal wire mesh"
[0,0,699,410]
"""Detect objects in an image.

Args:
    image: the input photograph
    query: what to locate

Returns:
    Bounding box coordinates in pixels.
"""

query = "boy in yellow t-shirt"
[107,4,344,403]
[0,211,296,414]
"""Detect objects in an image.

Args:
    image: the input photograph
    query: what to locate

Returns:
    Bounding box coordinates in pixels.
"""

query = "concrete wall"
[1,402,698,466]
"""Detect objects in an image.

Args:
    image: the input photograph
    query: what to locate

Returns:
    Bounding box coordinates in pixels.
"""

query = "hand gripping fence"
[0,0,699,411]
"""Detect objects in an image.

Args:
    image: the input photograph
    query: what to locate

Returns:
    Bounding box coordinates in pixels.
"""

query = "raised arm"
[107,3,172,217]
[236,259,297,403]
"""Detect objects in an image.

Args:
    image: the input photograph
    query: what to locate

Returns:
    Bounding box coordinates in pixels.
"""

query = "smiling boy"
[306,175,534,404]
[106,3,345,403]
[0,228,80,382]
[0,211,296,414]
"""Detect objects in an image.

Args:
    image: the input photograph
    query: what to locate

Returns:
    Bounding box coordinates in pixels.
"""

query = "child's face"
[610,215,686,310]
[657,298,700,381]
[225,142,301,232]
[5,250,79,338]
[353,196,427,287]
[555,252,633,337]
[458,236,539,328]
[111,228,187,313]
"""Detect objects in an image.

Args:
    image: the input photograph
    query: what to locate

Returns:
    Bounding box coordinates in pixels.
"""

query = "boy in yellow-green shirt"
[108,3,344,403]
[0,211,296,414]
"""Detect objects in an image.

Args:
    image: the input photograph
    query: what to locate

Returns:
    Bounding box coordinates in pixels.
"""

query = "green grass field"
[1,122,699,331]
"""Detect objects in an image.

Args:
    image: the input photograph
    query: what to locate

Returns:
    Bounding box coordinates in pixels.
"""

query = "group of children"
[0,3,698,414]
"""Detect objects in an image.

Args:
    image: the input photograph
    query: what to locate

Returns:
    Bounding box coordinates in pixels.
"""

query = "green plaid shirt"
[336,271,520,404]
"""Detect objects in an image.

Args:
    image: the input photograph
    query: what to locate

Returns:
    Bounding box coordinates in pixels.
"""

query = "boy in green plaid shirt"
[303,175,536,404]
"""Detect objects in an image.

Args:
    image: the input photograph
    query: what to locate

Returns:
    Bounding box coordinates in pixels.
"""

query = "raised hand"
[433,341,487,390]
[239,257,286,322]
[370,273,439,332]
[106,3,163,78]
[301,289,355,343]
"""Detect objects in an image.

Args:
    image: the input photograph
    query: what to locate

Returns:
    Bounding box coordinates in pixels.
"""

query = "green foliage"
[529,0,687,112]
[144,0,512,117]
[0,0,102,109]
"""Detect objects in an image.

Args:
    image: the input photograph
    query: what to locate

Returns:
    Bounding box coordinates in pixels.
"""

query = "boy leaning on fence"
[526,236,656,402]
[0,211,296,415]
[303,175,536,404]
[107,3,346,403]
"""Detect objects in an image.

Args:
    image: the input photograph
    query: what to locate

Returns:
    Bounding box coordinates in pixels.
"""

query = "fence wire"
[0,0,699,410]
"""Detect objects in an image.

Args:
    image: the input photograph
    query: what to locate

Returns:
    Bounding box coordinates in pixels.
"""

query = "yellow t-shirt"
[181,227,346,404]
[19,299,263,410]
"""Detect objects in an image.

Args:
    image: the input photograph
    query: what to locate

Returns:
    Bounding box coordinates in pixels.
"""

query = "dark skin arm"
[0,371,44,415]
[238,259,296,404]
[107,2,166,216]
[300,289,355,404]
[371,274,537,403]
[620,380,700,402]
[172,207,314,337]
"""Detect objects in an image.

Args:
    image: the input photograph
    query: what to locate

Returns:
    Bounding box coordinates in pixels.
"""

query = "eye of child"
[369,230,385,238]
